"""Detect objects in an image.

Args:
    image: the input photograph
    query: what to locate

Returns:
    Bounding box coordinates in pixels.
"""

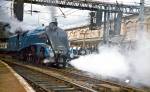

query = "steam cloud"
[49,6,56,22]
[1,0,150,88]
[70,31,150,87]
[127,31,150,86]
[0,0,36,33]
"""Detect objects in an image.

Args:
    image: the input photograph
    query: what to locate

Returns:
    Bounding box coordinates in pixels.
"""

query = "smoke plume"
[0,0,36,34]
[127,31,150,86]
[70,31,150,87]
[48,6,57,22]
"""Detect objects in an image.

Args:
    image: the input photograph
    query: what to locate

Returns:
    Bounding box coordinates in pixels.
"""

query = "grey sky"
[0,0,150,29]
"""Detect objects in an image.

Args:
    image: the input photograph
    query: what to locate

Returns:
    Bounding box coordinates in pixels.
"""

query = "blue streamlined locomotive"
[2,22,70,67]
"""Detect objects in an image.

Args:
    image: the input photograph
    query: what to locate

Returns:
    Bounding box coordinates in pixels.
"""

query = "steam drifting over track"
[0,56,148,92]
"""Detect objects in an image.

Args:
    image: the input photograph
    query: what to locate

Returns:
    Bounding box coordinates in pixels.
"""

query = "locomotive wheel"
[20,49,27,61]
[62,58,67,68]
[19,51,24,60]
[57,57,66,68]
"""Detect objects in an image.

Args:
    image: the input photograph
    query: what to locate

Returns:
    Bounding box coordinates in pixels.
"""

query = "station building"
[66,8,150,49]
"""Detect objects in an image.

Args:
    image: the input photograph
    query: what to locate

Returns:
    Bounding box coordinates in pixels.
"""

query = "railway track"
[6,61,97,92]
[0,56,148,92]
[46,67,146,92]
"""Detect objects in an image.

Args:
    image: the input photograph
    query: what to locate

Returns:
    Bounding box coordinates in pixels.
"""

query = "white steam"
[70,31,150,87]
[71,47,129,78]
[0,1,10,22]
[8,18,37,33]
[48,6,57,22]
[0,1,36,33]
[127,32,150,86]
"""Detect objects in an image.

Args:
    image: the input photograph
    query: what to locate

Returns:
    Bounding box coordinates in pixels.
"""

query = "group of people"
[70,46,98,57]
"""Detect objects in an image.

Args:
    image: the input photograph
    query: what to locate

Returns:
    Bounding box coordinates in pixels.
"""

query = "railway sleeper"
[30,78,90,92]
[33,80,73,89]
[39,84,76,92]
[93,83,121,92]
[22,75,49,80]
[43,80,66,85]
[36,83,62,87]
[34,81,50,84]
[95,83,139,92]
[29,80,78,92]
[34,79,65,84]
[35,81,51,85]
[52,87,75,91]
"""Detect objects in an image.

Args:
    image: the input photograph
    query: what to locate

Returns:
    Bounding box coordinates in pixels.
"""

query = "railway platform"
[0,60,35,92]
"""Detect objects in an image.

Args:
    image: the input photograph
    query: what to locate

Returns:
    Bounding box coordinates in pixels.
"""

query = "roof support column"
[13,0,24,21]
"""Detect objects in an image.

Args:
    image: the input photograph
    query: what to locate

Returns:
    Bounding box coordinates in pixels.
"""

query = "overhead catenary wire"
[58,7,66,18]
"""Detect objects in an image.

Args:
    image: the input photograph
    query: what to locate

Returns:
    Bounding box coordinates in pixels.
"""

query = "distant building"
[66,26,102,49]
[66,7,150,48]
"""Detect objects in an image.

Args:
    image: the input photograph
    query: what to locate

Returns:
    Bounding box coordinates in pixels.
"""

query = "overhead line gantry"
[22,0,140,14]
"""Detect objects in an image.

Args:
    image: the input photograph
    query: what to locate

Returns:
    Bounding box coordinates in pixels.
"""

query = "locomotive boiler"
[1,21,70,68]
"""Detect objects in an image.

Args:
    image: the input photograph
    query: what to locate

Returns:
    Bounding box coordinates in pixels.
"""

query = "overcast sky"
[0,0,150,29]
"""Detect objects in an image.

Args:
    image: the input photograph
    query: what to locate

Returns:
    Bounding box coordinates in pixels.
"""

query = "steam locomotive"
[0,22,70,68]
